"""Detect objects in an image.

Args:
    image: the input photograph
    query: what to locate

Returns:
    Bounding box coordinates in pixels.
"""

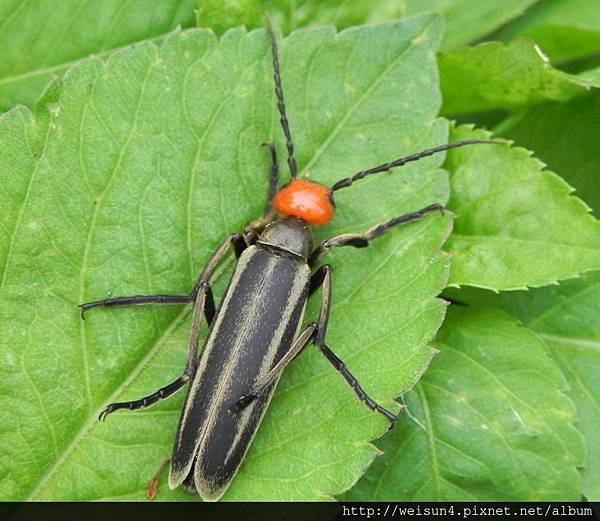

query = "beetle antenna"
[266,15,298,179]
[330,139,503,192]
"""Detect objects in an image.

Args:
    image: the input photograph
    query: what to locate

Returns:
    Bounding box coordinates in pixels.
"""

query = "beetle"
[80,22,498,501]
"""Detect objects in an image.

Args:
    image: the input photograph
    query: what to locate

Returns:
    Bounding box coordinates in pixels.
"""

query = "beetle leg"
[316,344,397,427]
[311,265,397,427]
[99,284,212,421]
[190,233,247,294]
[97,233,248,421]
[262,142,280,213]
[229,323,317,413]
[79,294,193,318]
[80,233,246,317]
[309,203,444,266]
[231,266,396,426]
[98,375,190,421]
[237,144,279,245]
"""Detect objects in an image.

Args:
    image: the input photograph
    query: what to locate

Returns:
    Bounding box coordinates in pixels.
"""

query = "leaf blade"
[496,0,600,64]
[497,91,600,217]
[345,307,584,501]
[195,0,542,51]
[445,272,600,500]
[0,0,197,111]
[1,18,454,501]
[402,0,541,50]
[445,124,600,290]
[440,38,600,117]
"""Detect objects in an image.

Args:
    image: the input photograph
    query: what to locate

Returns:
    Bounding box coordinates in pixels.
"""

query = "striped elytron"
[81,22,497,500]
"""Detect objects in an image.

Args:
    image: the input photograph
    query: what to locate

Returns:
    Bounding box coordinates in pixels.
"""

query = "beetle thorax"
[258,217,313,259]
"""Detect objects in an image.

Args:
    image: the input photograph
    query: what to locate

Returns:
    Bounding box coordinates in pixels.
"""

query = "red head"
[272,179,335,225]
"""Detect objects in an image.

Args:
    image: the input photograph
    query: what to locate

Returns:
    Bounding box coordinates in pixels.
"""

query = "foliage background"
[0,0,598,502]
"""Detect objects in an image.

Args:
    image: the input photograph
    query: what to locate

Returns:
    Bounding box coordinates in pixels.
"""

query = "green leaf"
[497,91,600,216]
[196,0,404,35]
[401,0,541,51]
[196,0,540,51]
[445,272,600,500]
[578,65,600,84]
[496,0,600,64]
[0,16,456,500]
[345,307,584,501]
[439,38,600,117]
[444,124,600,291]
[0,0,197,111]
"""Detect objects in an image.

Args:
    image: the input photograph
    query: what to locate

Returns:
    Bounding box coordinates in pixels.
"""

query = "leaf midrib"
[539,333,600,352]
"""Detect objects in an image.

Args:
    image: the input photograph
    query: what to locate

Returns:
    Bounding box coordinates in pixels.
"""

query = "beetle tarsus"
[389,413,398,426]
[229,394,257,414]
[376,405,397,429]
[79,294,194,318]
[309,203,446,266]
[309,266,399,428]
[98,406,114,422]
